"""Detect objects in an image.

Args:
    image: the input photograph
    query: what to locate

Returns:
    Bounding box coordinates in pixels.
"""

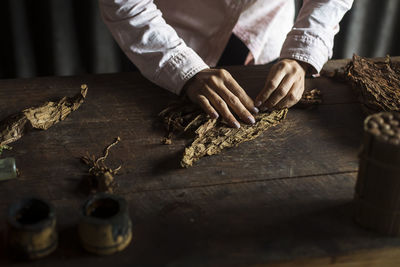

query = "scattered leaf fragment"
[295,89,322,108]
[0,84,88,147]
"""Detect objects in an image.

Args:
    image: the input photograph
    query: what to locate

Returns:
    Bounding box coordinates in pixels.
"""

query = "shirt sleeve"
[98,0,209,95]
[280,0,354,74]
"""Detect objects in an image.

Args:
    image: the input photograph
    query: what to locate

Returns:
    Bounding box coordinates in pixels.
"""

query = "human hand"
[255,59,308,110]
[184,68,259,128]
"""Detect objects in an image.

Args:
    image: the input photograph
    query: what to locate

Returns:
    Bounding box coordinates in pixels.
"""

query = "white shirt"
[99,0,354,95]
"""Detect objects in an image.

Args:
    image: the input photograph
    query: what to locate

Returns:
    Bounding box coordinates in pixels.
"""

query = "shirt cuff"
[155,47,209,95]
[279,31,331,74]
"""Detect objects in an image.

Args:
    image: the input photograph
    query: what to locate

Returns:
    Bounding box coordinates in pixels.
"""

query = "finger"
[274,81,302,109]
[255,66,286,107]
[224,74,259,114]
[202,86,241,128]
[261,75,295,110]
[197,95,219,119]
[215,83,255,125]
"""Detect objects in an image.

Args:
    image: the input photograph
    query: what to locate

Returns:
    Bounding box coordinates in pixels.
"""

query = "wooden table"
[1,58,400,266]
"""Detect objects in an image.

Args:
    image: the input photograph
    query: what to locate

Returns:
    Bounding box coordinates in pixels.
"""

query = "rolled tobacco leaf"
[181,109,287,168]
[0,84,88,147]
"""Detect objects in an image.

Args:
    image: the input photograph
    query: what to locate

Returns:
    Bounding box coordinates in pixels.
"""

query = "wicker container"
[7,198,57,260]
[354,112,400,235]
[78,193,132,255]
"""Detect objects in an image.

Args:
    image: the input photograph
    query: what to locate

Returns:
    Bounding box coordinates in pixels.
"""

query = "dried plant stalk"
[81,137,122,193]
[346,54,400,114]
[0,84,88,147]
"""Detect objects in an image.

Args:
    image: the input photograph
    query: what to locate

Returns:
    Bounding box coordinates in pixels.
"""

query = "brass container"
[354,112,400,235]
[78,193,132,255]
[7,198,57,260]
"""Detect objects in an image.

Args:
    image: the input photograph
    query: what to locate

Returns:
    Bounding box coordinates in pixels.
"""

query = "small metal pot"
[7,198,57,260]
[78,193,132,255]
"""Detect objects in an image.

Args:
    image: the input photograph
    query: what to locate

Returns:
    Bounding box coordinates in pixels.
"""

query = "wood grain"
[0,59,395,266]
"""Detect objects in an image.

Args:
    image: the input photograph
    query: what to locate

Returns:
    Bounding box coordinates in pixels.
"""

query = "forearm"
[280,0,354,73]
[99,0,209,94]
[256,0,354,110]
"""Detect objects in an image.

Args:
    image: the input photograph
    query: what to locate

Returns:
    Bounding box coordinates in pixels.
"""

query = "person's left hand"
[254,59,309,110]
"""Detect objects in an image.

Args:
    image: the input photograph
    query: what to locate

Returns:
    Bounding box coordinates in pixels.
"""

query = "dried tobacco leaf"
[0,84,88,147]
[181,109,288,168]
[81,137,122,193]
[159,101,208,145]
[295,89,322,108]
[346,54,400,114]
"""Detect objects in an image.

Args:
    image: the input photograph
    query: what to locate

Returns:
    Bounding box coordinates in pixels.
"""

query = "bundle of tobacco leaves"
[346,54,400,114]
[159,100,287,167]
[0,84,88,147]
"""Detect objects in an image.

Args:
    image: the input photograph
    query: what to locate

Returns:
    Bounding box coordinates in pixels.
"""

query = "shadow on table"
[134,201,400,266]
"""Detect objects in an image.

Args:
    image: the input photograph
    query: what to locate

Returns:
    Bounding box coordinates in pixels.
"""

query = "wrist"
[279,58,311,75]
[181,70,201,97]
[297,61,311,74]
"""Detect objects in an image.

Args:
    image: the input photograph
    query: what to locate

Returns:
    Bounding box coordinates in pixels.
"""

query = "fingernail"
[233,121,241,129]
[248,116,255,124]
[255,101,262,107]
[212,112,219,119]
[252,107,259,114]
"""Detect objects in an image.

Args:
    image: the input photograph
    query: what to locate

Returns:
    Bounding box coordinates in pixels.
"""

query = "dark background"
[0,0,399,79]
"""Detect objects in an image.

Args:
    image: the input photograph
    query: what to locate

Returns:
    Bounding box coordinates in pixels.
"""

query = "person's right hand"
[184,68,259,128]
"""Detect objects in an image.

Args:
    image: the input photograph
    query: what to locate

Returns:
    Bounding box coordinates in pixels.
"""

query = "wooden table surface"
[1,58,400,266]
